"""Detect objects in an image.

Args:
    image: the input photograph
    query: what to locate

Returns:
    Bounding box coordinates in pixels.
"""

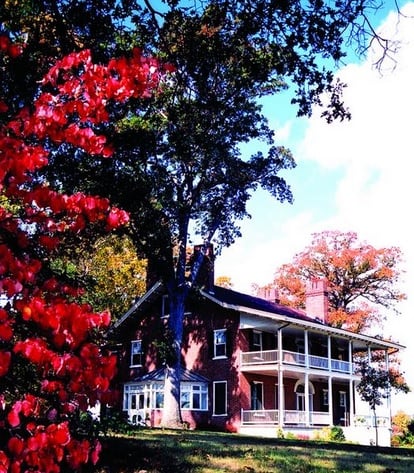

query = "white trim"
[213,329,227,359]
[200,289,404,351]
[213,380,227,416]
[130,339,143,367]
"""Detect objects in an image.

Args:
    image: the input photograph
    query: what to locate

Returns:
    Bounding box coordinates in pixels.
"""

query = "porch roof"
[201,286,405,352]
[129,367,209,384]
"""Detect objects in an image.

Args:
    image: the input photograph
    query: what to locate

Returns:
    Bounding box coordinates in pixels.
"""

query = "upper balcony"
[241,349,352,375]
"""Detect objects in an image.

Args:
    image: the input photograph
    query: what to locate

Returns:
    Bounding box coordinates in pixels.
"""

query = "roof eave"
[112,281,164,331]
[200,289,405,351]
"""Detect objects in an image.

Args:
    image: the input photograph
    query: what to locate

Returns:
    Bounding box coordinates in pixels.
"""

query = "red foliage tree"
[0,36,163,472]
[263,230,405,333]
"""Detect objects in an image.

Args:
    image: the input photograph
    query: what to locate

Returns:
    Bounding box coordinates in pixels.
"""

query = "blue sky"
[215,1,414,413]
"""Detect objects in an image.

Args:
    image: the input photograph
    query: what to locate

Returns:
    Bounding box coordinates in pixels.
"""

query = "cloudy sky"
[215,1,414,413]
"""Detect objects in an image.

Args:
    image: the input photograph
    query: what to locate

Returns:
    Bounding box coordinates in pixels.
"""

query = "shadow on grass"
[93,428,414,473]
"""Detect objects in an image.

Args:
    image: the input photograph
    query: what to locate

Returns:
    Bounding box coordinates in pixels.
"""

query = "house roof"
[113,281,405,352]
[203,285,318,323]
[127,367,209,384]
[201,286,405,352]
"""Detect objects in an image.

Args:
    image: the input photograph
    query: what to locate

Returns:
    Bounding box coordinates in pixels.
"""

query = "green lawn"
[94,429,414,473]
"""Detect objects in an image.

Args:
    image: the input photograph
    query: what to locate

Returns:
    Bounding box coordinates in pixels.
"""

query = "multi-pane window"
[339,391,347,408]
[252,331,263,351]
[161,295,170,318]
[213,381,227,415]
[214,329,227,358]
[180,384,208,410]
[153,383,164,408]
[251,381,263,410]
[130,340,143,367]
[322,389,329,406]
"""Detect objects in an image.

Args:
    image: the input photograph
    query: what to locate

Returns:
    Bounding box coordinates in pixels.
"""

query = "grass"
[94,428,414,473]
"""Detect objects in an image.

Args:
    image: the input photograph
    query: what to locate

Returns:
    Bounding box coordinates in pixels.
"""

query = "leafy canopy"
[0,38,162,470]
[261,230,405,332]
[2,0,404,429]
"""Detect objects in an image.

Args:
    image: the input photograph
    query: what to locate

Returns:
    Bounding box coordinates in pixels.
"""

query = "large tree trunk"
[159,241,213,428]
[160,287,186,428]
[161,364,183,428]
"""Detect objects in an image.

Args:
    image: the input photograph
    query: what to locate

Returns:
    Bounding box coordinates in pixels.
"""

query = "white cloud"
[217,2,414,412]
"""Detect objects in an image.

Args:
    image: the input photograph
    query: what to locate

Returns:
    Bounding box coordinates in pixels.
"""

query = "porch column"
[348,340,353,374]
[385,349,391,427]
[278,328,284,427]
[349,378,354,426]
[328,376,333,426]
[304,330,309,368]
[305,372,310,426]
[328,335,332,371]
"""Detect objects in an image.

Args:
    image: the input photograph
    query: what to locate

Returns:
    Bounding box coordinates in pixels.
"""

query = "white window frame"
[213,329,227,359]
[161,295,169,318]
[251,381,264,410]
[180,383,208,411]
[213,381,227,416]
[339,391,347,408]
[130,340,143,367]
[322,389,329,406]
[252,330,263,352]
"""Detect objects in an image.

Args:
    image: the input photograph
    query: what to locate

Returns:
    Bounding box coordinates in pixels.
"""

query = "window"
[213,381,227,415]
[153,383,164,409]
[214,329,227,358]
[251,381,263,410]
[180,384,208,410]
[252,331,263,351]
[161,295,169,318]
[130,340,143,367]
[322,389,329,406]
[339,391,347,408]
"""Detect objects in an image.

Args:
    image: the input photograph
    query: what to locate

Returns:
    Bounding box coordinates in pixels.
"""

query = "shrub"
[329,426,346,442]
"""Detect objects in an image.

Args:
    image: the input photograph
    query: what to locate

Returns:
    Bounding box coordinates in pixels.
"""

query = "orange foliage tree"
[263,230,405,333]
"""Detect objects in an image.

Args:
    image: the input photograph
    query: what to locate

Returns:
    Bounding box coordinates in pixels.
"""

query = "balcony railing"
[241,349,352,374]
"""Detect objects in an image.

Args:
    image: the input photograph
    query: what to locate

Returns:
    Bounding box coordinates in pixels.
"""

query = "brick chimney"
[258,287,280,304]
[305,278,329,323]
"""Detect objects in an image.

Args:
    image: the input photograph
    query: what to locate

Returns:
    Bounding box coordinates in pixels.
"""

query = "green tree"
[4,1,403,428]
[52,234,147,320]
[261,230,405,333]
[356,359,410,446]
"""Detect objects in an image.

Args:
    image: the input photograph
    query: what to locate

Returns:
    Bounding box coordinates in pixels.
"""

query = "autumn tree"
[52,234,147,320]
[392,411,413,446]
[7,1,404,428]
[356,359,410,446]
[263,230,405,333]
[215,276,233,289]
[0,38,163,471]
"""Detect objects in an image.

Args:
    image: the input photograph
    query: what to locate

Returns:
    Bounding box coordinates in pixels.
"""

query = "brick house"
[110,251,404,446]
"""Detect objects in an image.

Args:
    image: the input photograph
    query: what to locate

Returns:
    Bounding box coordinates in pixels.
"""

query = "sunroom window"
[180,384,208,410]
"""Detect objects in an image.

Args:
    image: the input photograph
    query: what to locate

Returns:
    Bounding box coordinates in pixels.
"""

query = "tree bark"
[160,287,186,428]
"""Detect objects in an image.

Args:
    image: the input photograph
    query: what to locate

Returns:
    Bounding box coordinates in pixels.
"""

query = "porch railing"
[241,409,330,426]
[242,409,279,424]
[241,349,352,374]
[353,415,390,428]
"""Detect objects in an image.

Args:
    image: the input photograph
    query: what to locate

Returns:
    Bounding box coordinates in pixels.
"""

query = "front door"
[129,392,146,425]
